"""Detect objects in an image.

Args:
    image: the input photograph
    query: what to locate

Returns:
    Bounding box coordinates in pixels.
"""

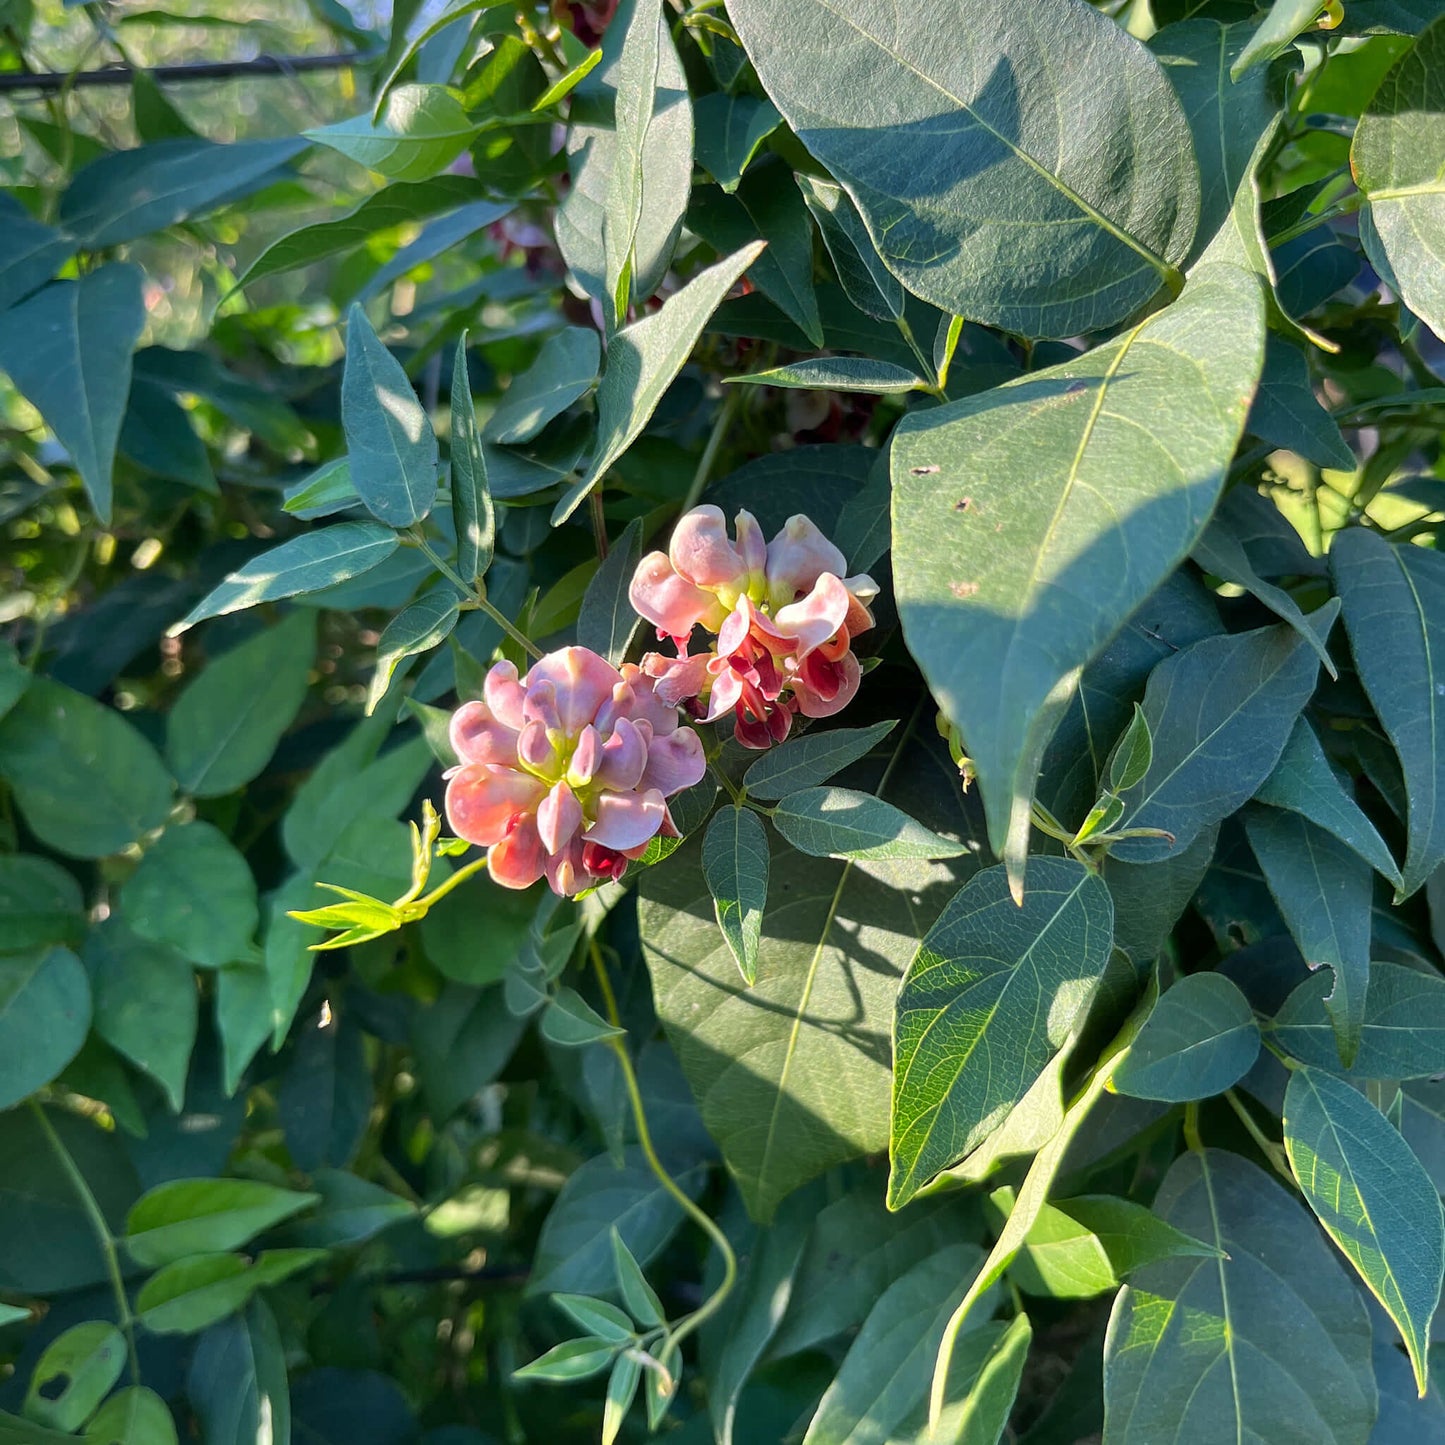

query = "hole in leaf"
[38,1372,70,1401]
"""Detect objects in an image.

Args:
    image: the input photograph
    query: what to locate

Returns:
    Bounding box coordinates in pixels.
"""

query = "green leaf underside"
[772,787,968,861]
[0,947,91,1112]
[892,263,1264,881]
[1284,1066,1445,1394]
[889,857,1114,1209]
[306,84,478,181]
[728,357,922,393]
[1103,1149,1377,1444]
[743,721,898,800]
[125,1179,319,1268]
[1111,972,1259,1103]
[702,806,769,984]
[729,0,1199,338]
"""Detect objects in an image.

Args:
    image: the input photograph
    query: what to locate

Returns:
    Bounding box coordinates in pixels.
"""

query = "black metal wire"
[0,50,375,94]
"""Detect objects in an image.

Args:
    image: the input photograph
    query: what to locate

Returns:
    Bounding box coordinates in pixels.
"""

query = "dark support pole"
[0,51,375,95]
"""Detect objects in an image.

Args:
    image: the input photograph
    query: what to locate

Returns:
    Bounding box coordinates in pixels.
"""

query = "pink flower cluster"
[444,647,705,896]
[629,506,877,748]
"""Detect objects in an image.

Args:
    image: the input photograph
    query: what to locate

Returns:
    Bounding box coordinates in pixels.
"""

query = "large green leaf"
[1111,973,1259,1102]
[118,820,258,968]
[1246,335,1356,470]
[0,198,74,311]
[1332,526,1445,898]
[1353,16,1445,339]
[1255,716,1402,888]
[482,326,600,445]
[557,0,691,306]
[1243,806,1371,1066]
[165,612,316,797]
[342,303,438,528]
[0,265,145,523]
[1103,1149,1377,1445]
[729,0,1199,338]
[702,806,769,985]
[187,1300,290,1445]
[125,1178,319,1268]
[1272,961,1445,1080]
[25,1322,127,1431]
[889,857,1114,1209]
[0,855,85,955]
[306,84,478,181]
[773,787,968,862]
[892,264,1264,883]
[172,523,401,632]
[742,721,898,801]
[1284,1066,1445,1393]
[58,136,305,247]
[576,516,643,668]
[1111,612,1335,864]
[694,92,782,195]
[641,736,981,1220]
[1151,19,1279,265]
[0,675,174,858]
[0,946,91,1111]
[552,241,764,524]
[83,1387,177,1445]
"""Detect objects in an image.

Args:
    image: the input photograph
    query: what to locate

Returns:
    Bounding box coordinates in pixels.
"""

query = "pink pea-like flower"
[630,506,878,748]
[444,647,706,897]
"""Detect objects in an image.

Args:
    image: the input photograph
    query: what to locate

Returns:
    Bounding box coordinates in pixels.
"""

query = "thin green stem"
[1224,1089,1294,1184]
[589,941,737,1355]
[1268,191,1362,248]
[412,534,543,661]
[1182,1100,1204,1155]
[680,388,741,515]
[30,1101,140,1383]
[410,855,492,912]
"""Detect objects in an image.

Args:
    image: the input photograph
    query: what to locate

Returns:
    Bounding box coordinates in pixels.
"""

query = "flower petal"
[537,780,584,854]
[640,726,706,796]
[446,765,546,847]
[544,836,586,895]
[526,646,622,734]
[596,715,648,792]
[584,788,667,850]
[793,649,862,719]
[449,700,519,767]
[484,660,526,729]
[669,504,749,590]
[766,514,848,606]
[629,552,727,639]
[735,509,767,576]
[772,573,852,658]
[489,817,547,889]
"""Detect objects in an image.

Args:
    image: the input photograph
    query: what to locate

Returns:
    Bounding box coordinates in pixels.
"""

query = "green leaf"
[447,334,494,589]
[1102,826,1220,970]
[1103,1148,1376,1444]
[59,136,304,247]
[0,643,29,725]
[482,326,600,446]
[605,0,667,323]
[272,460,358,517]
[729,0,1198,338]
[1272,961,1445,1079]
[641,739,980,1220]
[796,173,906,322]
[274,1170,415,1249]
[0,947,90,1113]
[137,1249,323,1335]
[234,175,479,290]
[172,522,401,632]
[1255,716,1402,887]
[539,986,625,1047]
[727,357,922,393]
[372,0,512,116]
[355,198,511,304]
[1192,509,1338,674]
[118,378,216,493]
[1233,0,1329,76]
[800,1244,1020,1445]
[515,1337,619,1383]
[689,169,822,347]
[0,855,84,955]
[552,1293,634,1344]
[1332,526,1445,898]
[342,303,438,528]
[83,1386,177,1445]
[1111,972,1259,1102]
[1353,16,1445,338]
[1108,704,1154,793]
[1112,611,1336,864]
[611,1227,664,1328]
[87,921,196,1111]
[307,84,479,180]
[740,721,898,802]
[1285,1065,1445,1393]
[557,0,691,307]
[577,516,643,667]
[1243,805,1371,1066]
[1051,1195,1223,1278]
[367,586,460,714]
[533,48,604,111]
[25,1322,126,1432]
[702,806,768,985]
[188,1300,289,1445]
[1151,18,1280,265]
[694,92,781,194]
[773,787,967,861]
[118,821,257,968]
[0,200,74,312]
[889,856,1113,1209]
[165,611,316,798]
[552,241,765,525]
[529,1146,706,1295]
[1247,335,1356,470]
[602,1353,641,1445]
[0,676,174,859]
[125,1178,320,1268]
[892,264,1265,884]
[0,265,145,523]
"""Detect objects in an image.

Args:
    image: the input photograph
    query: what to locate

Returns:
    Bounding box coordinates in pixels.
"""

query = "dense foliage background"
[4,0,1445,1441]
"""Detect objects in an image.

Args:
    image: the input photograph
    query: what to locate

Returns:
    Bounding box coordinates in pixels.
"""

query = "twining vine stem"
[29,1100,141,1384]
[410,532,544,661]
[587,939,738,1359]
